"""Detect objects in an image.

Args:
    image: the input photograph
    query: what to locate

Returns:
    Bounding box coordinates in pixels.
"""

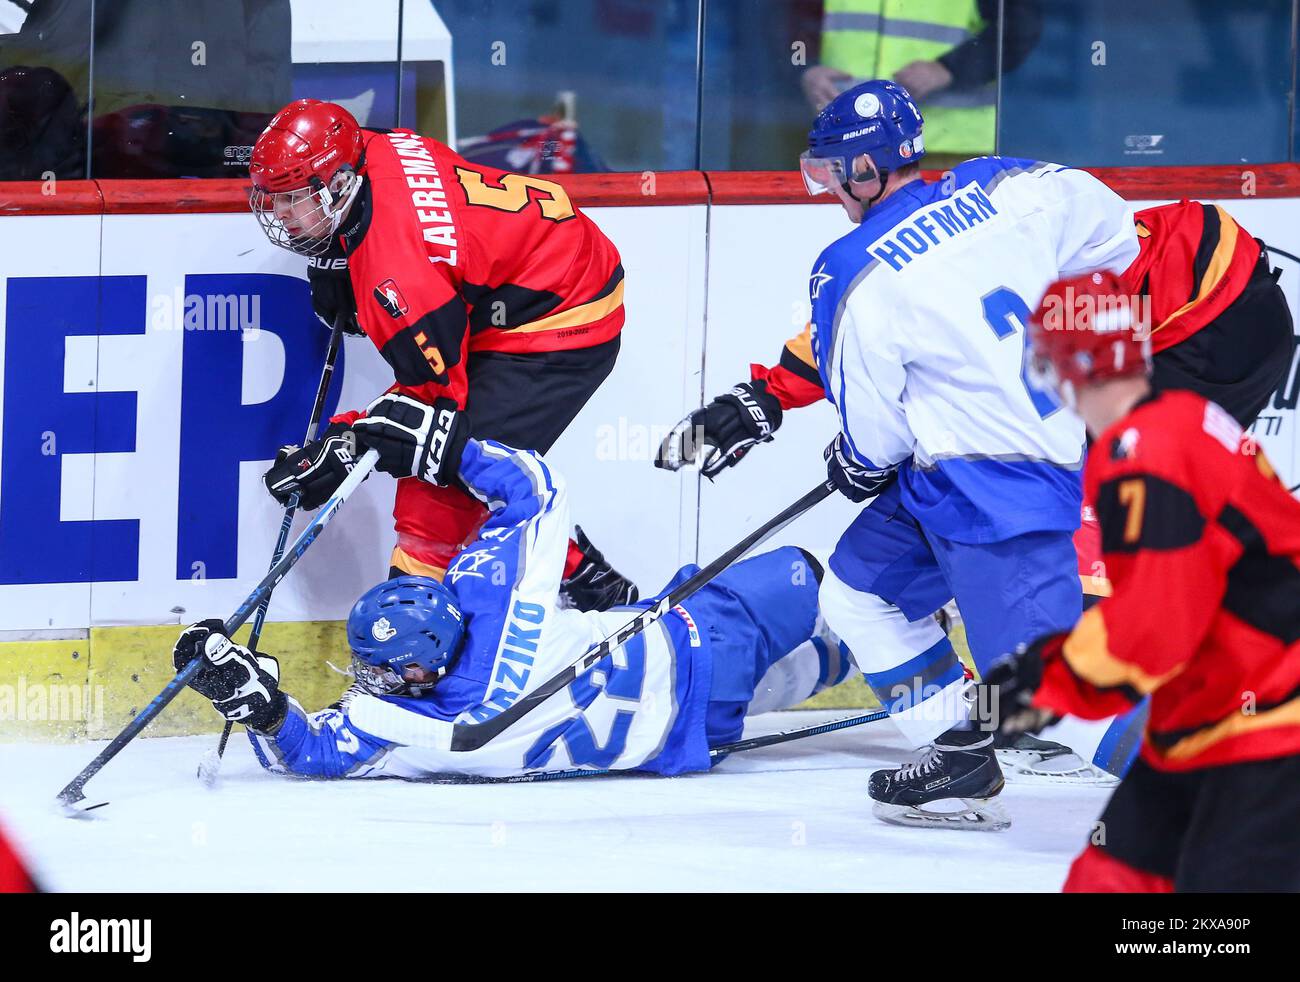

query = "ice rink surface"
[1,712,1115,892]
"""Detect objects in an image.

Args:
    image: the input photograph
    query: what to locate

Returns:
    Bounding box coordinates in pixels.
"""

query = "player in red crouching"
[990,270,1300,891]
[247,99,636,609]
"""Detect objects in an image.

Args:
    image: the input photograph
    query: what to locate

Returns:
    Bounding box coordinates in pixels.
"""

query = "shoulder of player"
[947,155,1067,193]
[809,231,880,306]
[1092,390,1246,484]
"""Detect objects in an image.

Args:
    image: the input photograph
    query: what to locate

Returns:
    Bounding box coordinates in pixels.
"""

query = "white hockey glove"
[352,393,470,486]
[173,619,286,732]
[824,433,898,502]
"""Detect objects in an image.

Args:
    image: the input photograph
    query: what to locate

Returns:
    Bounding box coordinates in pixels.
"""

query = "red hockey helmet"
[248,99,365,256]
[1029,270,1152,407]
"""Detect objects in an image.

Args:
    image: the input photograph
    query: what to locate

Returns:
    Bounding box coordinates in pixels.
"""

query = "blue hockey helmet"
[347,575,466,695]
[799,79,925,198]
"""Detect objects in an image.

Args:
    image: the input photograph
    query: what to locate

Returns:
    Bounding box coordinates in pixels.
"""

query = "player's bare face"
[402,664,437,685]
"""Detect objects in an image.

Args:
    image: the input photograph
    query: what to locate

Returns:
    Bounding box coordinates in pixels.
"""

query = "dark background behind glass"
[0,0,1297,179]
[998,0,1296,166]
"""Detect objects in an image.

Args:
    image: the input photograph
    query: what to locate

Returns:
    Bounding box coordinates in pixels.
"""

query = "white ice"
[0,712,1115,892]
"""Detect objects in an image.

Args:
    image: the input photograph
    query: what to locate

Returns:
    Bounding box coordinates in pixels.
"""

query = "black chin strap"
[841,165,890,208]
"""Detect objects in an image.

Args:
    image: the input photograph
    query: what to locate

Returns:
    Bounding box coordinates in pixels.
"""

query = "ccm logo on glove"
[423,406,458,485]
[354,393,469,487]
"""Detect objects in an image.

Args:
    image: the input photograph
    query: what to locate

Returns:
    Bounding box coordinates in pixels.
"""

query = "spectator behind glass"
[0,63,85,179]
[801,0,1041,165]
[89,0,291,177]
[0,0,292,180]
[0,0,88,179]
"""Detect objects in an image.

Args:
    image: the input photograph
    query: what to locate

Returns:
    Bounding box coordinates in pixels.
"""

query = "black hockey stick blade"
[448,479,836,753]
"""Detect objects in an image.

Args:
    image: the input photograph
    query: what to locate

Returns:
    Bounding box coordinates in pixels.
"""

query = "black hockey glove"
[352,394,469,487]
[306,259,364,337]
[559,525,641,612]
[824,433,898,502]
[984,634,1062,741]
[655,380,783,478]
[263,421,360,510]
[173,619,287,732]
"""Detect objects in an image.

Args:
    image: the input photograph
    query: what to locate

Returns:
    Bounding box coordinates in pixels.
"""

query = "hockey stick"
[706,706,889,757]
[200,316,346,783]
[504,708,891,783]
[448,479,837,753]
[416,709,893,785]
[56,448,380,814]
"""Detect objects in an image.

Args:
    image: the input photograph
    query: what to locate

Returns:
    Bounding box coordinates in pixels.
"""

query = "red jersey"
[1036,390,1300,771]
[749,322,825,409]
[337,128,624,409]
[1120,200,1260,353]
[0,822,35,892]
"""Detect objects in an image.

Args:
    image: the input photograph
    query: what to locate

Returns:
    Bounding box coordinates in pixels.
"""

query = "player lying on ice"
[170,439,854,780]
[986,270,1300,892]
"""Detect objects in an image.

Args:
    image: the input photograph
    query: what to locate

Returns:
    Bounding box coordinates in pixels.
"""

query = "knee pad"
[818,567,945,674]
[819,567,969,747]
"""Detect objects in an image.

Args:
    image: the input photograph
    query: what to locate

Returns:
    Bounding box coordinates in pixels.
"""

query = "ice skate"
[994,732,1119,786]
[869,730,1010,832]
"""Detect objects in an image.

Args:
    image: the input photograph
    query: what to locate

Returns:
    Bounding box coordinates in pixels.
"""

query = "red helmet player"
[243,97,637,611]
[1028,269,1153,410]
[248,99,365,256]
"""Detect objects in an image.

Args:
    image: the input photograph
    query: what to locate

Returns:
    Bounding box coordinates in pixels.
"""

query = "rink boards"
[1,171,1297,738]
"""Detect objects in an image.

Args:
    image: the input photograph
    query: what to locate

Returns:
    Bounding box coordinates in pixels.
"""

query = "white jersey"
[809,156,1139,542]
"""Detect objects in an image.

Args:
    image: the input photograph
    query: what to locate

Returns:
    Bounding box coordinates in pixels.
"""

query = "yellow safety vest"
[820,0,995,156]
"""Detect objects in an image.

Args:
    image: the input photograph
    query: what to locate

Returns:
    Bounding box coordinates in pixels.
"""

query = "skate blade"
[872,797,1011,832]
[996,748,1119,787]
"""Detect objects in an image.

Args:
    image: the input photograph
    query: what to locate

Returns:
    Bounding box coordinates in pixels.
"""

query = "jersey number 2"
[523,642,648,771]
[981,286,1060,419]
[454,167,575,222]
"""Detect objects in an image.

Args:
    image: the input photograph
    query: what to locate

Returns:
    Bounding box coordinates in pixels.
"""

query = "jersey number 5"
[454,167,575,222]
[981,286,1061,420]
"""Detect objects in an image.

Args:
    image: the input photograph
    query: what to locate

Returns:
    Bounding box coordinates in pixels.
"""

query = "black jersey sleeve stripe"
[1190,203,1222,304]
[778,345,824,386]
[1219,503,1300,644]
[1095,472,1205,554]
[381,296,468,385]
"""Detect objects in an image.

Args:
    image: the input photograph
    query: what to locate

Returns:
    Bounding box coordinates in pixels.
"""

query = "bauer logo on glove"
[654,379,783,478]
[263,421,363,510]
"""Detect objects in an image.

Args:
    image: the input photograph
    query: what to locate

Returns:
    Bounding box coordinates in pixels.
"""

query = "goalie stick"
[56,448,380,814]
[200,314,346,784]
[448,479,837,753]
